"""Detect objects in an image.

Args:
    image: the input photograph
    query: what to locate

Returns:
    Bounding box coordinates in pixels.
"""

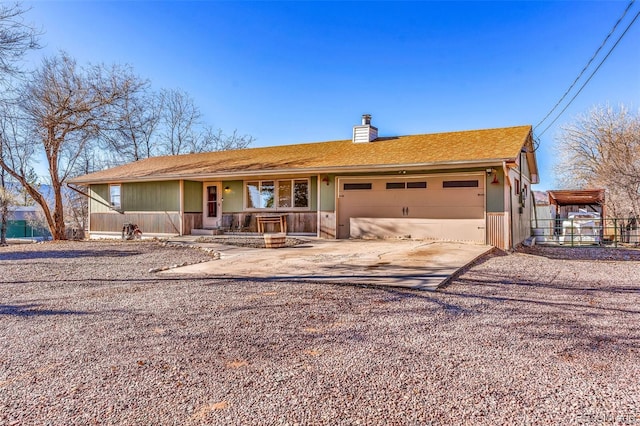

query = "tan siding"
[320,211,336,239]
[337,174,485,239]
[350,218,485,243]
[508,167,533,246]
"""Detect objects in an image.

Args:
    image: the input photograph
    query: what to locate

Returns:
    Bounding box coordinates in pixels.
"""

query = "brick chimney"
[352,114,378,143]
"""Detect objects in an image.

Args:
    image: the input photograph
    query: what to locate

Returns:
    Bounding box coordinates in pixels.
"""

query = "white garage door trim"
[336,173,486,242]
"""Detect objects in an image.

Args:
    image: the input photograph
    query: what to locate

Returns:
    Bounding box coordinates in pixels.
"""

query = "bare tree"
[197,127,254,153]
[0,168,13,245]
[101,77,161,163]
[0,52,137,240]
[0,2,39,245]
[100,86,253,162]
[0,2,39,82]
[157,88,254,155]
[158,88,201,155]
[555,104,640,219]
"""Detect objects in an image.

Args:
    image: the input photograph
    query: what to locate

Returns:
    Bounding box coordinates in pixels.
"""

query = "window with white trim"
[109,184,121,209]
[246,179,309,209]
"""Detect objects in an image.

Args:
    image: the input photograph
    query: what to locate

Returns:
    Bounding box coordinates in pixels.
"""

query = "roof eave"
[69,158,511,185]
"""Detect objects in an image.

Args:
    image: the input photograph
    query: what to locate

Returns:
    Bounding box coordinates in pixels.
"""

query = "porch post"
[317,174,321,238]
[179,180,184,236]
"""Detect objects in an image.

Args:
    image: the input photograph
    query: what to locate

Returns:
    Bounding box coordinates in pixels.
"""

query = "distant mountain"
[533,191,549,205]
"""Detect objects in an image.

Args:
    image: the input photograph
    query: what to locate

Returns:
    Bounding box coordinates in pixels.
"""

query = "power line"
[534,0,637,132]
[536,7,640,138]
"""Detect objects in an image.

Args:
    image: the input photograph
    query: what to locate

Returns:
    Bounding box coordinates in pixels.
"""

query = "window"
[386,182,405,189]
[385,181,427,190]
[278,180,292,207]
[293,180,309,208]
[344,183,372,190]
[206,185,218,217]
[246,179,309,209]
[109,184,121,209]
[407,181,427,189]
[443,180,479,188]
[246,181,274,209]
[514,178,521,196]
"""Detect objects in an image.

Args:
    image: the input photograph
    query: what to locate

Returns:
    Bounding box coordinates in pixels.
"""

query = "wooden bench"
[256,214,287,234]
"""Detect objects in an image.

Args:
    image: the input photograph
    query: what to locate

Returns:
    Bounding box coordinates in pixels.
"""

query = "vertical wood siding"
[182,213,202,234]
[486,212,507,249]
[90,212,181,235]
[183,181,203,212]
[122,181,180,212]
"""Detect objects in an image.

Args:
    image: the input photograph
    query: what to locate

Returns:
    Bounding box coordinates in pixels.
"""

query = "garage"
[336,174,486,243]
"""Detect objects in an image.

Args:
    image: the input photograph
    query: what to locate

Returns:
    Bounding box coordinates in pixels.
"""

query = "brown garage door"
[336,175,486,242]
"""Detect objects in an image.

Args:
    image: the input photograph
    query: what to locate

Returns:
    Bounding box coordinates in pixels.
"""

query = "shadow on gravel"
[519,246,640,261]
[438,274,640,315]
[0,304,89,317]
[0,249,143,261]
[454,273,640,295]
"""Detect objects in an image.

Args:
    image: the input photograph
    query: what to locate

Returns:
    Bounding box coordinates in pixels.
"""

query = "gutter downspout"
[67,183,123,213]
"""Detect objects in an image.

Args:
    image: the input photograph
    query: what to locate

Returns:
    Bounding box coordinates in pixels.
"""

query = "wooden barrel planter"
[264,233,286,248]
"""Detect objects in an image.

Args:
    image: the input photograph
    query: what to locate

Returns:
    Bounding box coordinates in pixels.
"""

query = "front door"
[203,182,222,228]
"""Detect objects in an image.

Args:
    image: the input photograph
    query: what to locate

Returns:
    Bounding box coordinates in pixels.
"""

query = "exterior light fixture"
[486,168,500,184]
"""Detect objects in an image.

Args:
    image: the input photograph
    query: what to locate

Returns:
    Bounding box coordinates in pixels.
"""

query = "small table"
[257,214,287,234]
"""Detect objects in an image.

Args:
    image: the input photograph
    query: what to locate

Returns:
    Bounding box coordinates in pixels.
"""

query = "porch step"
[191,228,225,236]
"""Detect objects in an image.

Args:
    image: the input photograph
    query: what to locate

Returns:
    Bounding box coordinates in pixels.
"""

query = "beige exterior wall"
[506,160,534,247]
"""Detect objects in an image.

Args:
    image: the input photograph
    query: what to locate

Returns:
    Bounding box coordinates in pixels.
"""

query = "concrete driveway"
[163,238,493,290]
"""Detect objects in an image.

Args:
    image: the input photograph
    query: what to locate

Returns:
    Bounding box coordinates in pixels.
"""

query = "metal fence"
[531,218,639,247]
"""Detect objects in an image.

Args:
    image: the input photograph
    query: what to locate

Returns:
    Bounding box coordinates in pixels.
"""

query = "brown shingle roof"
[71,125,533,184]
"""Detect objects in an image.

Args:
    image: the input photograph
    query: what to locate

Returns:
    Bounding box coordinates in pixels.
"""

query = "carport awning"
[548,189,605,206]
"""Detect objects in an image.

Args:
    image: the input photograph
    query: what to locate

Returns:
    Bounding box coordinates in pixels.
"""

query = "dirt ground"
[0,240,638,425]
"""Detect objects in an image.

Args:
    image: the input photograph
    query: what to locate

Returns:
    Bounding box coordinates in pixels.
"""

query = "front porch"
[191,212,318,236]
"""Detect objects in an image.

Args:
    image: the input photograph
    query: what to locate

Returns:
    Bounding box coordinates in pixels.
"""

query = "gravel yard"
[0,241,639,425]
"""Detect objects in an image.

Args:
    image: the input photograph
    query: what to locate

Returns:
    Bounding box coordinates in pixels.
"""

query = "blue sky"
[23,1,640,189]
